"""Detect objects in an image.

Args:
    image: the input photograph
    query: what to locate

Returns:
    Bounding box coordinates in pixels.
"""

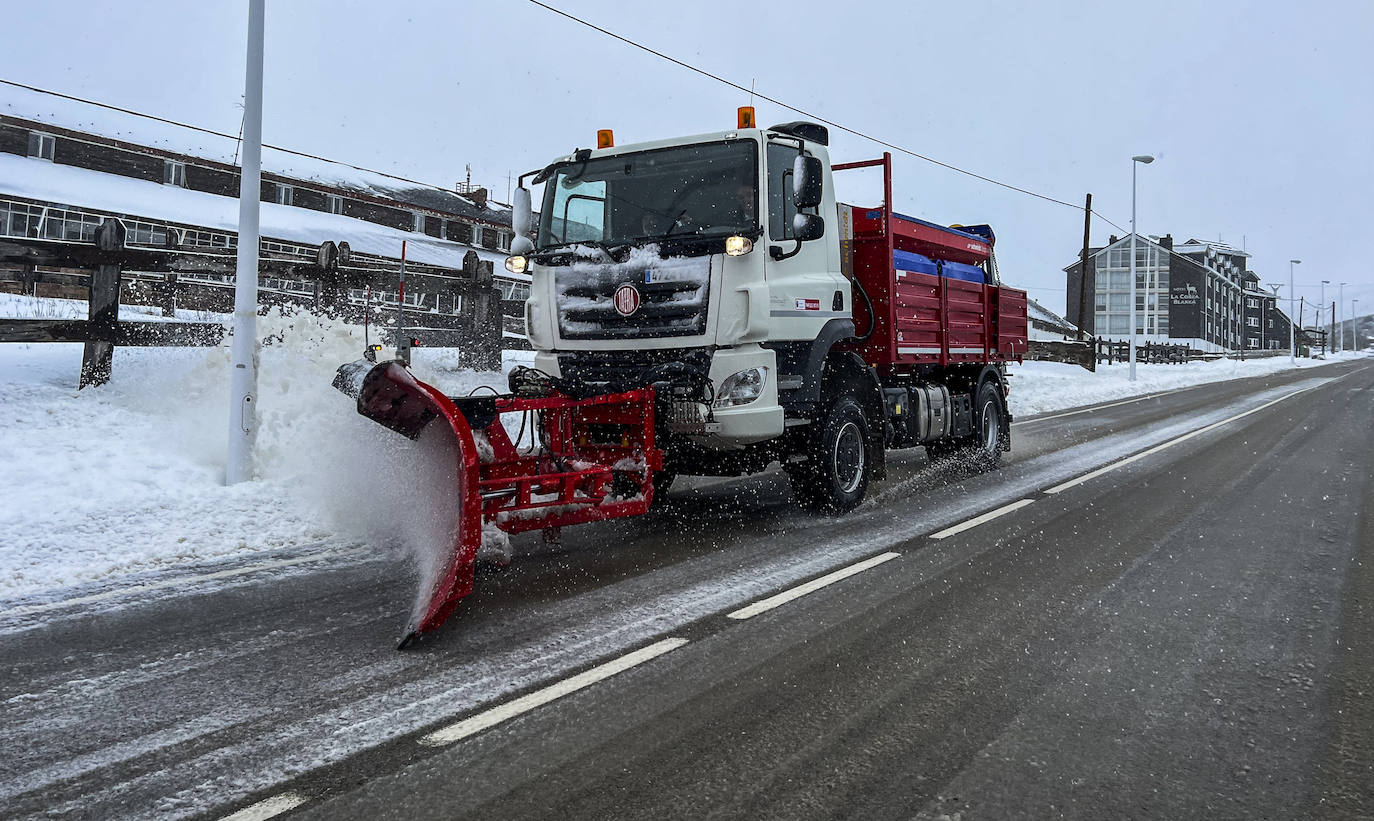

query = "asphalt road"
[2,359,1371,820]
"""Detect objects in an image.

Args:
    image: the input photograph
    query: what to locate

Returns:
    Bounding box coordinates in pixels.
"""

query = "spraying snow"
[0,304,528,613]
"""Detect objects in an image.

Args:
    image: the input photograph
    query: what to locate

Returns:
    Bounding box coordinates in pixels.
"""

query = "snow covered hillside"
[0,304,1363,608]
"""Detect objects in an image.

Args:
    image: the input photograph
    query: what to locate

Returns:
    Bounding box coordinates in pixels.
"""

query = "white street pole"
[1288,259,1300,364]
[227,0,265,485]
[1354,299,1361,350]
[1320,279,1329,354]
[1337,282,1346,352]
[1129,154,1153,381]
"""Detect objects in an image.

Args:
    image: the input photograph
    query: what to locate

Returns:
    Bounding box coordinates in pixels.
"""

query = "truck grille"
[557,265,712,340]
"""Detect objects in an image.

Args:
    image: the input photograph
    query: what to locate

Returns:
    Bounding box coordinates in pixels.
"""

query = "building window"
[275,184,294,206]
[498,231,511,251]
[163,160,186,187]
[1247,316,1259,327]
[327,194,343,215]
[473,226,487,247]
[412,213,425,232]
[27,132,55,161]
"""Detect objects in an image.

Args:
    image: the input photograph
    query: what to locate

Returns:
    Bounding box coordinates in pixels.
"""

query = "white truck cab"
[512,123,847,448]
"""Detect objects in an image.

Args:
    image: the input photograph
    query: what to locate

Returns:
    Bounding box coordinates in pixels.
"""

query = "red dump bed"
[836,154,1028,373]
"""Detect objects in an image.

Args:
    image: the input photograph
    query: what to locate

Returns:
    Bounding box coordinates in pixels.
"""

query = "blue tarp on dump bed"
[893,250,985,283]
[893,249,938,276]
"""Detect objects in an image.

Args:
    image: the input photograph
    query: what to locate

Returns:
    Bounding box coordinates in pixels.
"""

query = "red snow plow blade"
[333,360,661,647]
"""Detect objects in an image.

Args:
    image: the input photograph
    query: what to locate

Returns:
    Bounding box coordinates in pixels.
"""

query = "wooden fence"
[0,219,504,387]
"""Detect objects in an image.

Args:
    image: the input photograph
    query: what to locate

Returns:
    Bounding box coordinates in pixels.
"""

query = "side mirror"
[793,213,824,242]
[793,155,823,209]
[513,187,532,236]
[510,187,535,255]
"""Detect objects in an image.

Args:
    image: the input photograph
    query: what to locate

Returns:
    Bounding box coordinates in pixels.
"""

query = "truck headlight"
[505,255,528,274]
[724,235,753,256]
[714,366,767,407]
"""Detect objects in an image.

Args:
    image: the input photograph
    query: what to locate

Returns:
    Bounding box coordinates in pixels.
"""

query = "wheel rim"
[981,399,999,453]
[833,420,865,494]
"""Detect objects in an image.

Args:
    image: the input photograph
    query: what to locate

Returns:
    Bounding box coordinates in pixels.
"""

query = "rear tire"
[925,381,1006,469]
[789,397,871,514]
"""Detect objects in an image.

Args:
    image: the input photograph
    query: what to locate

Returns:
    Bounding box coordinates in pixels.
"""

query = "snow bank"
[1007,353,1366,417]
[0,308,529,603]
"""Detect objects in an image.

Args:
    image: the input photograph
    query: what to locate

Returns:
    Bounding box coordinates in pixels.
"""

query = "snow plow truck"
[335,111,1028,646]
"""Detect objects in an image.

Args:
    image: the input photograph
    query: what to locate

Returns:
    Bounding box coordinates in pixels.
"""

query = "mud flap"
[335,359,483,647]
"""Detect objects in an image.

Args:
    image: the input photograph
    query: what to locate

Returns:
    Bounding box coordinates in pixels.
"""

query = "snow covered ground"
[0,307,530,607]
[0,302,1366,609]
[1005,352,1365,417]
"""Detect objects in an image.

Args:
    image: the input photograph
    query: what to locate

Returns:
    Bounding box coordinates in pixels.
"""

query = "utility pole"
[227,0,265,485]
[1077,193,1092,341]
[1299,297,1306,356]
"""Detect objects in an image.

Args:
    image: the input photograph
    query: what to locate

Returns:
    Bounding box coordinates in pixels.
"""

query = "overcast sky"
[5,0,1372,319]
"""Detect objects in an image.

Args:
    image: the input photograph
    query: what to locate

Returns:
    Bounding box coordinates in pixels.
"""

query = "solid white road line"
[1044,385,1316,495]
[0,548,371,621]
[726,552,901,620]
[418,637,689,747]
[928,499,1036,540]
[219,792,308,821]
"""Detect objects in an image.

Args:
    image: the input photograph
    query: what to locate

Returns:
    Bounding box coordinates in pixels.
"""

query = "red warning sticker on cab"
[794,298,820,311]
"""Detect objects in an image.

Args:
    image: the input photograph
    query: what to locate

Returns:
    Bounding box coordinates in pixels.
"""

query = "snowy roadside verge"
[0,308,531,611]
[1006,352,1369,418]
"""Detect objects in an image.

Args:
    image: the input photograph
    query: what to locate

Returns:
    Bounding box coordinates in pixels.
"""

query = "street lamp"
[1337,282,1347,352]
[1129,154,1154,382]
[1288,259,1301,363]
[1320,280,1330,353]
[1355,298,1362,350]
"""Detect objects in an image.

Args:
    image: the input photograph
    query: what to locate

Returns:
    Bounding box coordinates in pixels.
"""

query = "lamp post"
[1337,282,1346,352]
[227,0,265,485]
[1129,154,1154,382]
[1320,279,1330,354]
[1354,299,1361,350]
[1288,259,1301,363]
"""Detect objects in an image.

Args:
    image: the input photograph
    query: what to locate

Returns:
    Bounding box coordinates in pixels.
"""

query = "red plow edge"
[335,360,661,647]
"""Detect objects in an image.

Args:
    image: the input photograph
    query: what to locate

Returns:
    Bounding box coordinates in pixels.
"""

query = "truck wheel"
[925,381,1005,469]
[790,397,871,514]
[971,380,1007,467]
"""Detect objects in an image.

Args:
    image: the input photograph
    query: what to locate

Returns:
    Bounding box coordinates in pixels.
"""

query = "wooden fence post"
[80,219,125,388]
[158,272,178,317]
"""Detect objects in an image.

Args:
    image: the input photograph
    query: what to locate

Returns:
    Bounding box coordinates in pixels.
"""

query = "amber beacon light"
[596,129,615,148]
[737,106,755,129]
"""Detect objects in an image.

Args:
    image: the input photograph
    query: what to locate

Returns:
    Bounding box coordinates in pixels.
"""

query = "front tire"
[790,397,871,514]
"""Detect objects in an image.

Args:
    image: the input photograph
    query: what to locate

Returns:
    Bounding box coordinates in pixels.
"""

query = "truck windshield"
[537,140,758,250]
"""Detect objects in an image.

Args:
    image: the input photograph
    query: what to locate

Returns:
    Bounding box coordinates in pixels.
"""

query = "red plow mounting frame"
[338,360,661,647]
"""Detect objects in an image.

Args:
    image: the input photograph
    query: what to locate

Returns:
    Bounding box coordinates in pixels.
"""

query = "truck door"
[763,140,846,342]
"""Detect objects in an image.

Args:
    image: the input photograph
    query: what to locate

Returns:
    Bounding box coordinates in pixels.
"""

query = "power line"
[526,0,1130,234]
[0,77,483,203]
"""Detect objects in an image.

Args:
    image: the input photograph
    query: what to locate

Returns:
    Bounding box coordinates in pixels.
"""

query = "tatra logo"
[614,283,641,316]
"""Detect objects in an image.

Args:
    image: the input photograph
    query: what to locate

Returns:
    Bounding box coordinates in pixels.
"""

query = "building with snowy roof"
[0,82,530,306]
[1063,233,1293,354]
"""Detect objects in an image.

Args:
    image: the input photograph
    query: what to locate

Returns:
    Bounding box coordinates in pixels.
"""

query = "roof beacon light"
[597,129,614,149]
[737,106,756,129]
